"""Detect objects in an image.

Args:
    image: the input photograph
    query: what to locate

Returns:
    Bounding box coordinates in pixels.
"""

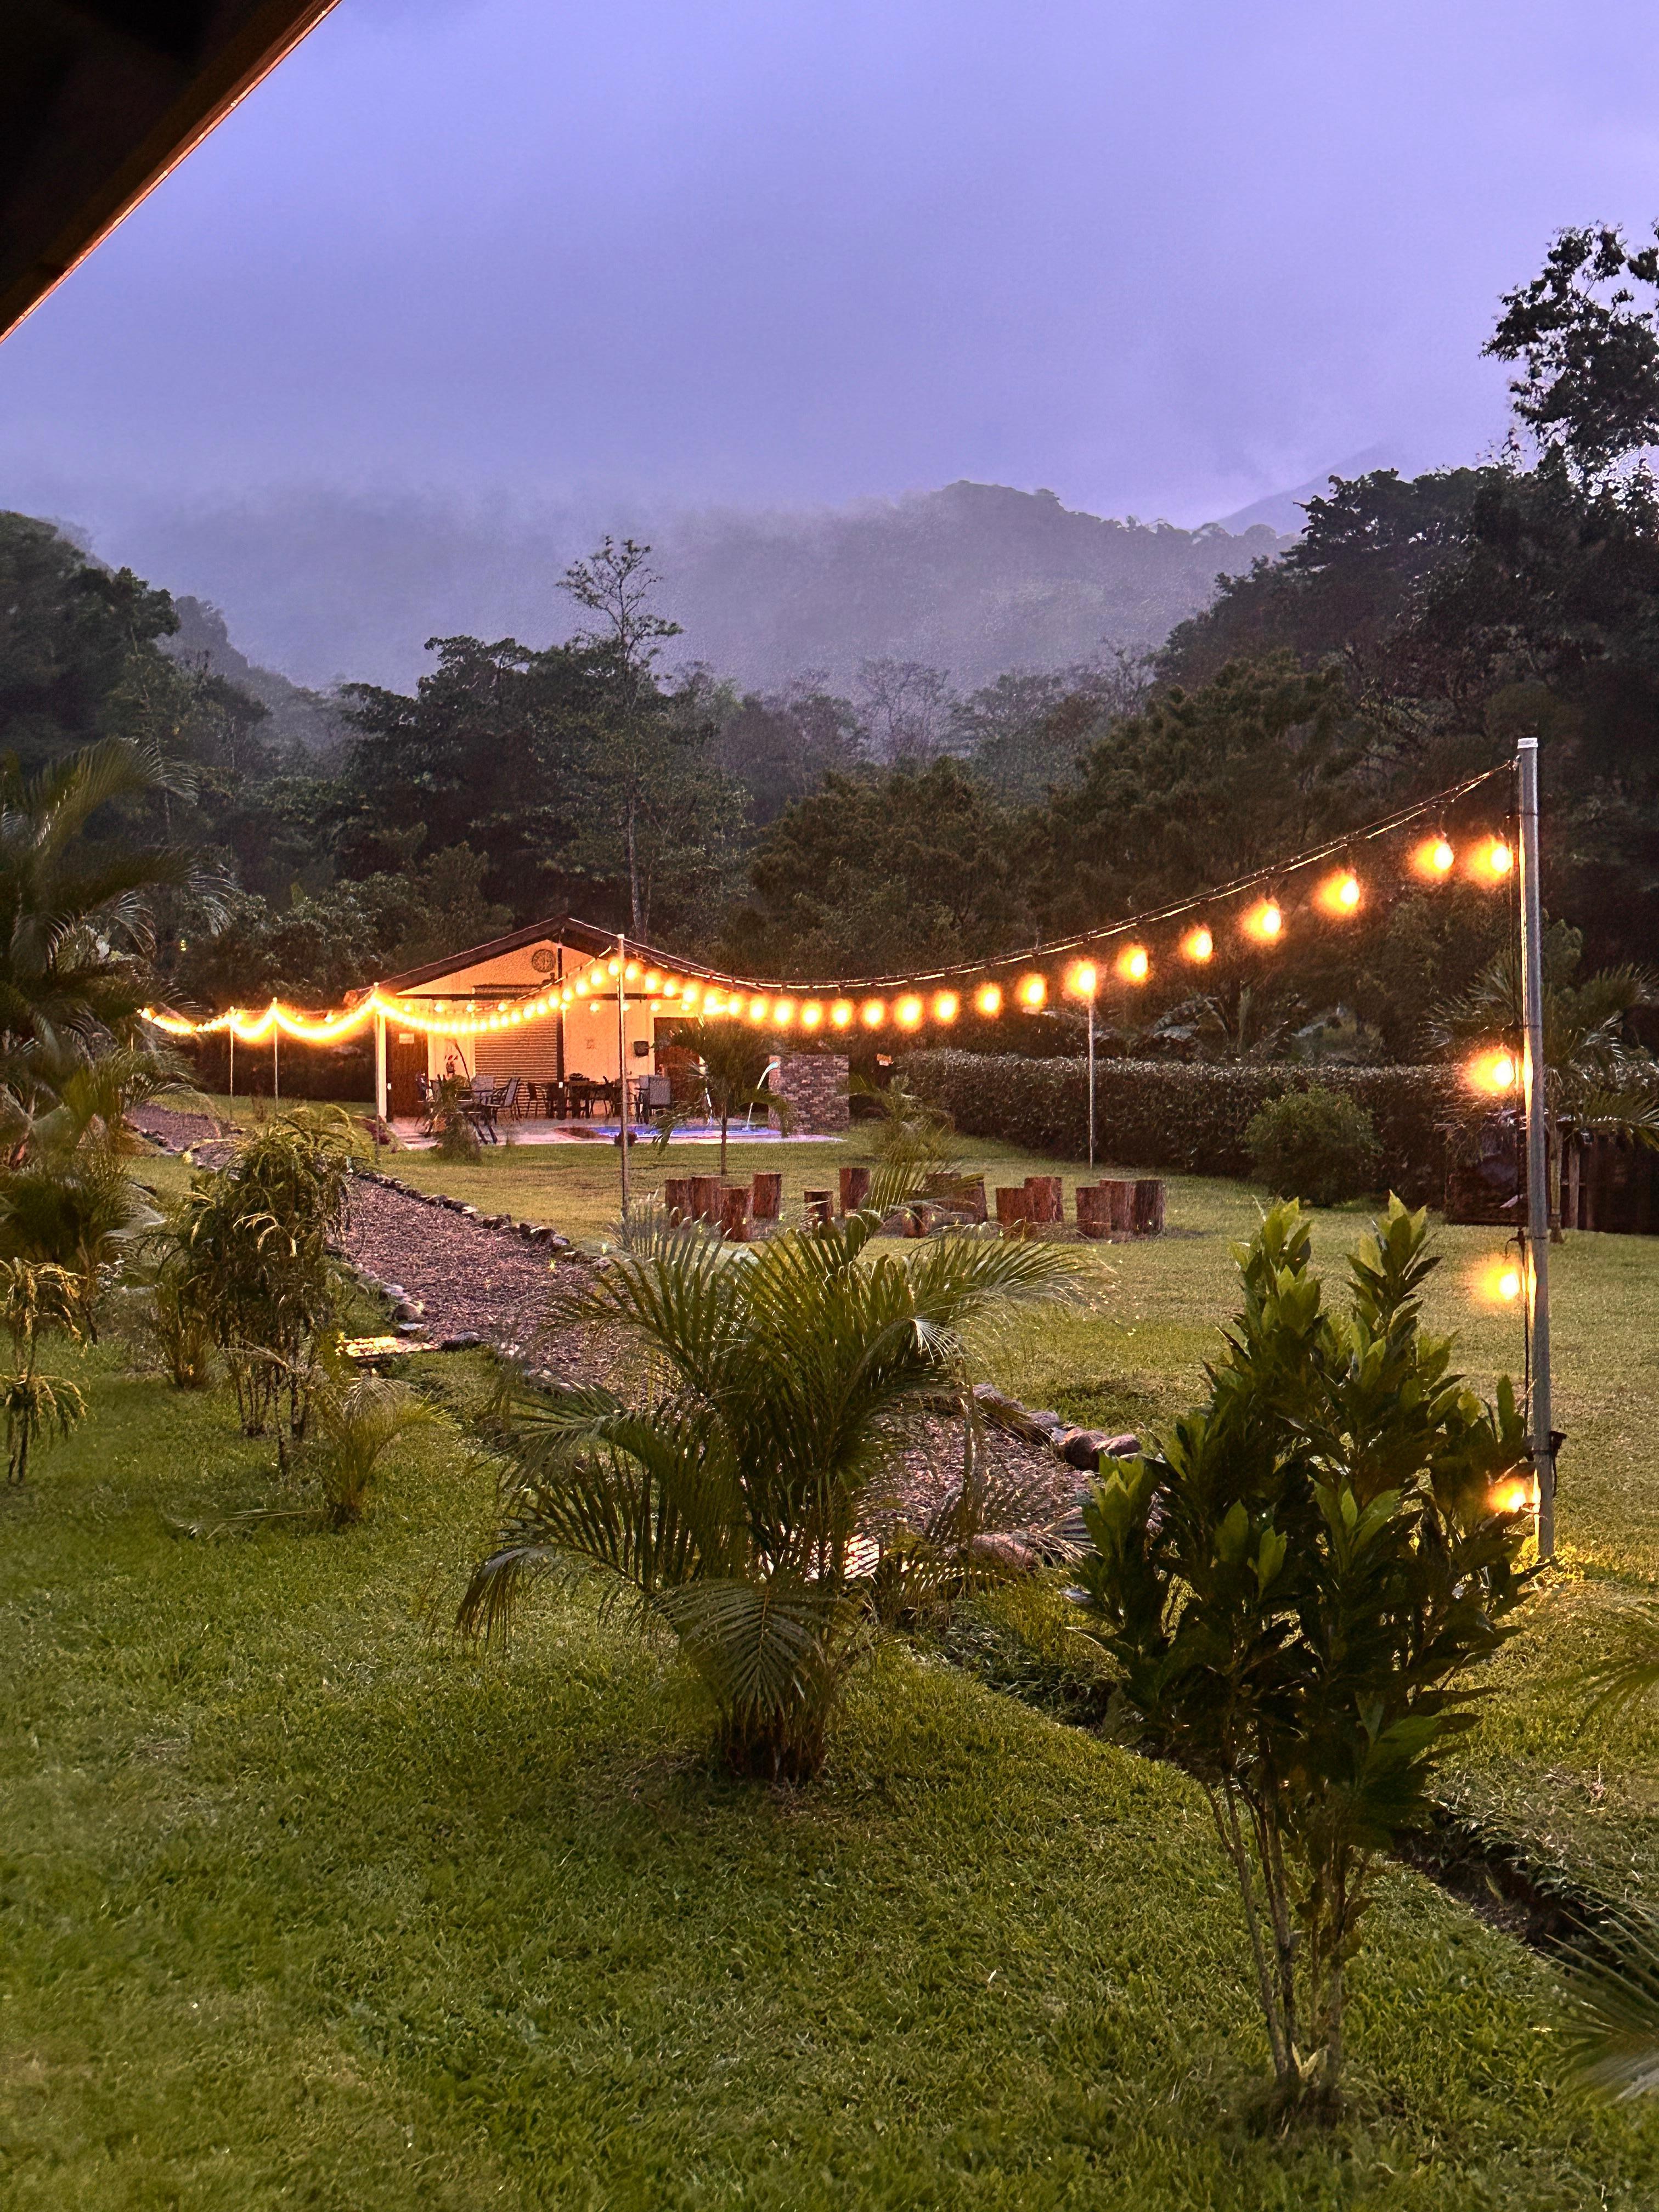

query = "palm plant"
[1428,922,1659,1232]
[652,1020,793,1177]
[1559,1611,1659,2097]
[0,740,204,1102]
[304,1352,438,1528]
[0,1256,87,1484]
[0,1044,199,1332]
[458,1206,1082,1779]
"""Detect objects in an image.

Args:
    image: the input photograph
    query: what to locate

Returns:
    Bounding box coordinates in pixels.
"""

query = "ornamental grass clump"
[1070,1197,1536,2118]
[459,1201,1083,1781]
[164,1109,353,1443]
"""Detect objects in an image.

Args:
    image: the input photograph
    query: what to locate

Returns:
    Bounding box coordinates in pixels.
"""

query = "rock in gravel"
[1103,1433,1141,1458]
[383,1283,407,1302]
[395,1320,427,1338]
[1058,1427,1111,1470]
[440,1330,484,1351]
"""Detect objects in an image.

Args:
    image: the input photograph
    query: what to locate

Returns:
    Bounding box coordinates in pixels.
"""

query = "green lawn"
[22,1118,1646,2203]
[5,1338,1659,2209]
[321,1124,1659,1903]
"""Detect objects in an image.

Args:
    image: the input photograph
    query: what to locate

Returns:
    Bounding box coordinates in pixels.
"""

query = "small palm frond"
[653,1576,859,1715]
[1560,1915,1659,2100]
[1581,1600,1659,1724]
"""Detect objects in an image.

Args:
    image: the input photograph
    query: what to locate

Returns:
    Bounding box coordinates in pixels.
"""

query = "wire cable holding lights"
[142,763,1513,1046]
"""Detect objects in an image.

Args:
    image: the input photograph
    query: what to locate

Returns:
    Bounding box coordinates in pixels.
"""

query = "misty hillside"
[660,483,1289,691]
[163,597,348,755]
[84,481,1290,697]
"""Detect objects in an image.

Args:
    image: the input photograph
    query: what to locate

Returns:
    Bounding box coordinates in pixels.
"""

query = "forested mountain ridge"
[59,480,1291,695]
[660,481,1290,691]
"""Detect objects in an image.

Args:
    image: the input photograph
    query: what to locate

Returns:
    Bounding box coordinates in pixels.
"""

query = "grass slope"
[4,1347,1658,2208]
[329,1125,1659,1905]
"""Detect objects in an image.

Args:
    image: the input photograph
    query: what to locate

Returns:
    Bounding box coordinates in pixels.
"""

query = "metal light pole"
[616,935,631,1220]
[373,1006,387,1153]
[1087,990,1097,1171]
[1517,735,1555,1558]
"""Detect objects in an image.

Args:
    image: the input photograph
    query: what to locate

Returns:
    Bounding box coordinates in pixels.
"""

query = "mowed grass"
[340,1122,1659,1902]
[6,1344,1659,2209]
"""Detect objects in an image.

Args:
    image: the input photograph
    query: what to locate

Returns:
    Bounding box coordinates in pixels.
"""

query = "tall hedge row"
[902,1051,1461,1203]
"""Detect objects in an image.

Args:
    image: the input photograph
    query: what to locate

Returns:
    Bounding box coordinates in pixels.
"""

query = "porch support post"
[374,1007,387,1139]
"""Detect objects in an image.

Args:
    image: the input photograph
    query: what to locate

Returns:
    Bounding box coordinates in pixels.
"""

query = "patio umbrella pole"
[617,933,630,1222]
[1517,733,1555,1559]
[227,1024,234,1122]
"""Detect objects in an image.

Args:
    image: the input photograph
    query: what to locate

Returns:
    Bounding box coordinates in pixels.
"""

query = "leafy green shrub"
[163,1109,353,1440]
[1071,1199,1534,2115]
[1244,1085,1382,1205]
[902,1049,1457,1200]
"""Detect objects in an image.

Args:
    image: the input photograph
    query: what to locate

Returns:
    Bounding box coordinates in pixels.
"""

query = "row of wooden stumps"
[662,1165,1164,1244]
[998,1174,1165,1241]
[663,1172,785,1243]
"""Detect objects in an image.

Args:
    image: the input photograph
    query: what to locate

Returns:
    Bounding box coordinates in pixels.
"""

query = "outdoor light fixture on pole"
[1516,735,1556,1559]
[617,934,631,1221]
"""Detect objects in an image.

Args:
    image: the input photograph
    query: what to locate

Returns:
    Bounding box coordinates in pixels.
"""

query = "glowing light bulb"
[1488,1474,1533,1516]
[1469,1048,1517,1093]
[974,981,1003,1018]
[1066,960,1099,998]
[1498,1265,1523,1302]
[1483,837,1514,880]
[831,999,855,1028]
[680,984,701,1009]
[1432,837,1455,874]
[1017,973,1047,1010]
[624,962,640,982]
[575,979,588,997]
[1116,944,1150,984]
[800,1001,823,1030]
[861,998,887,1028]
[608,958,622,977]
[748,996,770,1023]
[1182,924,1214,963]
[1246,899,1283,943]
[663,978,680,997]
[895,994,924,1029]
[932,990,960,1023]
[772,998,795,1026]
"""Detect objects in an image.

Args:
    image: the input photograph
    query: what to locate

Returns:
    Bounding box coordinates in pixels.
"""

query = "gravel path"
[128,1102,223,1151]
[342,1177,575,1357]
[341,1177,1086,1539]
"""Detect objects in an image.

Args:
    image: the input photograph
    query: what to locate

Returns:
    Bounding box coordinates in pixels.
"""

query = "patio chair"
[465,1084,503,1143]
[499,1075,522,1120]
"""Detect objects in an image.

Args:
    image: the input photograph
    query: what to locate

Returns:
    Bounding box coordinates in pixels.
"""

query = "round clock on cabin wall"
[531,949,558,973]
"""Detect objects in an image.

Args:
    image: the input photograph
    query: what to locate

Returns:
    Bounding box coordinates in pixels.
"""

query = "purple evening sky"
[3,0,1657,538]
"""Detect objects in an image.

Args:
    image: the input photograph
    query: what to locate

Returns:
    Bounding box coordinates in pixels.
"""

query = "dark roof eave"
[372,914,732,997]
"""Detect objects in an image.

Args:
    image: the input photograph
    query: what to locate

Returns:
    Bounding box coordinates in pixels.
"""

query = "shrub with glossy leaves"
[1071,1198,1535,2116]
